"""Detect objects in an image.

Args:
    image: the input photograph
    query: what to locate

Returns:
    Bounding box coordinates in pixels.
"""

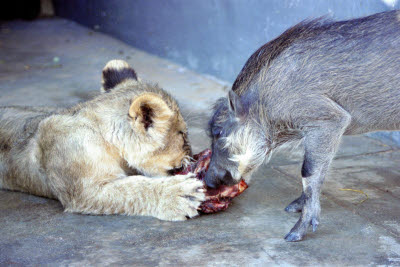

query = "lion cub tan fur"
[0,60,205,221]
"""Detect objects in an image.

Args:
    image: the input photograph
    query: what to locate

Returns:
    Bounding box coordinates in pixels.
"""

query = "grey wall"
[53,0,399,82]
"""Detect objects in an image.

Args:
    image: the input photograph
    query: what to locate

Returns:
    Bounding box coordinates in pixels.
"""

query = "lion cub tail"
[101,59,138,92]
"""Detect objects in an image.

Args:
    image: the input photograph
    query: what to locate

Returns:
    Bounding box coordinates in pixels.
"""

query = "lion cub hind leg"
[65,173,205,221]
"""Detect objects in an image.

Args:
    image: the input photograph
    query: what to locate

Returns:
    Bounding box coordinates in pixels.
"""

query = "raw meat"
[176,149,248,213]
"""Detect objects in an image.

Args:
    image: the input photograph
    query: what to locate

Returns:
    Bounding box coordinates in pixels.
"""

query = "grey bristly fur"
[205,10,400,242]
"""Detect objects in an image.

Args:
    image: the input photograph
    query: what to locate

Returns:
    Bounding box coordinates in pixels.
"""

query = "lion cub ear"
[129,93,173,133]
[101,59,139,93]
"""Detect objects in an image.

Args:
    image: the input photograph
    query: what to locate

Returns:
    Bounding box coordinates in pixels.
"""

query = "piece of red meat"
[176,149,248,214]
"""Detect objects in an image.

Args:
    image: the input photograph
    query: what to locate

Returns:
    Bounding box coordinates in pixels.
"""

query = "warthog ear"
[228,90,245,119]
[129,93,173,133]
[101,59,138,93]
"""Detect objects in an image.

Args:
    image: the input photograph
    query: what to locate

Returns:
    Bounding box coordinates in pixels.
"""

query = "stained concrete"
[0,18,399,266]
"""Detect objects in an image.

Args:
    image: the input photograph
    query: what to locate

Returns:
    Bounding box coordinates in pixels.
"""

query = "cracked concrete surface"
[0,18,399,266]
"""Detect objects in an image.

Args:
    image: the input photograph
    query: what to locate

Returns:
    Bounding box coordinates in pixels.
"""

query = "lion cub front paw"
[156,173,206,221]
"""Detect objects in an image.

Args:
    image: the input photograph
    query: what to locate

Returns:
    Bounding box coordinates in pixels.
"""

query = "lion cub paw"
[156,173,206,221]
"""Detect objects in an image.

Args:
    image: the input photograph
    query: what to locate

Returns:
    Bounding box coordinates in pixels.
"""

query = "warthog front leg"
[284,101,351,242]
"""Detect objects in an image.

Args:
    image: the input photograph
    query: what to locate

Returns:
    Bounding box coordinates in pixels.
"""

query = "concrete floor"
[0,18,399,266]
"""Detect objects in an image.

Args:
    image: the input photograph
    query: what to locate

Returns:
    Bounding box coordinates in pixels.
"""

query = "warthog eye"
[215,129,223,139]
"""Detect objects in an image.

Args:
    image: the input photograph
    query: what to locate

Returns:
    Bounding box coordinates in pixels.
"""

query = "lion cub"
[0,60,205,221]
